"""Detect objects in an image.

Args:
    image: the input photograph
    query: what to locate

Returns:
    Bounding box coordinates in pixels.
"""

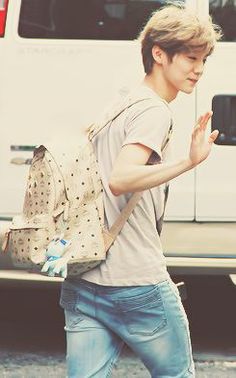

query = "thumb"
[208,129,219,144]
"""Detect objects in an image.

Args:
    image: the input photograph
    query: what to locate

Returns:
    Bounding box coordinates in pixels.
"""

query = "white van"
[0,0,236,282]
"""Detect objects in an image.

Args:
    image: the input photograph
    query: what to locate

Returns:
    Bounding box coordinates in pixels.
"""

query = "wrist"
[181,158,196,171]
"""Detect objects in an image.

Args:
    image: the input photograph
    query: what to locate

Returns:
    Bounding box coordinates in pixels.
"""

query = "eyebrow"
[188,51,211,58]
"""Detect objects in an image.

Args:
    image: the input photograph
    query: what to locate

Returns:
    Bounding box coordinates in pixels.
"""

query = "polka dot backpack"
[3,94,170,277]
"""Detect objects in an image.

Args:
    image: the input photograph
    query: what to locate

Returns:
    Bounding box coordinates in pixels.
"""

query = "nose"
[193,60,204,75]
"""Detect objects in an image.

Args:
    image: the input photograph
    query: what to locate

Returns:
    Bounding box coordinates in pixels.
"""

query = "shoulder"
[124,86,172,124]
[124,99,171,134]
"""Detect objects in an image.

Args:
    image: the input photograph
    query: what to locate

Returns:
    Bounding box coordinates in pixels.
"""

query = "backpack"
[2,94,172,277]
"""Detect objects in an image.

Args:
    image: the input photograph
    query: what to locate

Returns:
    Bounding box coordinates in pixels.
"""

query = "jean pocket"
[64,309,85,331]
[116,286,167,336]
[168,280,182,301]
[60,283,78,312]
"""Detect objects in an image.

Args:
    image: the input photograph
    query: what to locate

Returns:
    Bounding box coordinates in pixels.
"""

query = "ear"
[152,45,165,65]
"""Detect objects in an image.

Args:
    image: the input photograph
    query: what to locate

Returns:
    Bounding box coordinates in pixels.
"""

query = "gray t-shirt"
[81,85,172,286]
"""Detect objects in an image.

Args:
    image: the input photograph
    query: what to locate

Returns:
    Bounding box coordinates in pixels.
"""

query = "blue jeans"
[60,278,195,378]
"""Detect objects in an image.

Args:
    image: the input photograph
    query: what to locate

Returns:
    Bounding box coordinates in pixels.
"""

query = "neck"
[143,67,178,103]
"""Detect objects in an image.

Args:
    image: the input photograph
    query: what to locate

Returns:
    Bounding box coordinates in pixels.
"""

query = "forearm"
[109,158,194,195]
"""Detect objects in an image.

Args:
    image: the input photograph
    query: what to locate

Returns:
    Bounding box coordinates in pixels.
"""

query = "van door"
[196,0,236,221]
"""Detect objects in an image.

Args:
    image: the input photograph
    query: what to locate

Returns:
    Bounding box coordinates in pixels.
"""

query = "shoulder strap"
[105,117,173,251]
[104,192,143,251]
[88,95,153,141]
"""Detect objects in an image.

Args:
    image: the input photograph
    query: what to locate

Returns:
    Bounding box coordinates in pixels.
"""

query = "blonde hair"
[139,2,222,74]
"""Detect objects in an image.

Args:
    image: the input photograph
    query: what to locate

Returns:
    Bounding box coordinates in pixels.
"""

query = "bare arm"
[109,111,219,196]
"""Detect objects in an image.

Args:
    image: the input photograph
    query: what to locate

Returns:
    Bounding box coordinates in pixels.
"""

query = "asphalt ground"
[0,349,236,377]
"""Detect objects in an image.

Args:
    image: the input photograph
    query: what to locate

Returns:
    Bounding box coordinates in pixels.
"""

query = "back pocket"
[116,286,167,336]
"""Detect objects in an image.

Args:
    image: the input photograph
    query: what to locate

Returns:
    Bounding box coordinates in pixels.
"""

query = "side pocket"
[60,283,78,312]
[168,280,182,301]
[9,215,56,268]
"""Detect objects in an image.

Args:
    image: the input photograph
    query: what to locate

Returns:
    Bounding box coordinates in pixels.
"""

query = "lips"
[188,78,198,84]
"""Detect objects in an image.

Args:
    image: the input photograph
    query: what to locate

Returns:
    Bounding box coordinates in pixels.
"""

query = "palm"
[189,111,219,166]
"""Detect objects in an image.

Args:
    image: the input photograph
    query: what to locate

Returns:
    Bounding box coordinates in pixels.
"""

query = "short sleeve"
[122,102,171,161]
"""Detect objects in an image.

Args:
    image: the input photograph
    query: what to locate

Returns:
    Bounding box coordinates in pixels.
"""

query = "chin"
[181,87,194,94]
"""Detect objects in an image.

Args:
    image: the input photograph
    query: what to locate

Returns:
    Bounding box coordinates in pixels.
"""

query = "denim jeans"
[60,278,195,378]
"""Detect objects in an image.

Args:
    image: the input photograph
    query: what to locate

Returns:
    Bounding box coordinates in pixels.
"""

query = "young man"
[60,3,222,377]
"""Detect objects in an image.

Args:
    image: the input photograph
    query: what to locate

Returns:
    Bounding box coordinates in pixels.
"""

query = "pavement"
[0,348,236,377]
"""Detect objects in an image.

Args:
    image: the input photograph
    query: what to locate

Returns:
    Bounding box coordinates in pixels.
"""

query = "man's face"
[162,49,209,96]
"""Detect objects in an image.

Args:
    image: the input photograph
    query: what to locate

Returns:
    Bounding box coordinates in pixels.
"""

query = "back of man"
[81,84,172,286]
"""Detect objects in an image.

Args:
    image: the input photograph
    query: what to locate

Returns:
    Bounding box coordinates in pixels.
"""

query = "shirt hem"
[72,271,170,287]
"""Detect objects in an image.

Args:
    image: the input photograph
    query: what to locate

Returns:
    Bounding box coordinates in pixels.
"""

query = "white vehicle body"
[0,0,236,282]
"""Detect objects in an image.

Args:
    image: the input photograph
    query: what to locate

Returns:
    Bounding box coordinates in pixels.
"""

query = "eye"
[188,56,196,61]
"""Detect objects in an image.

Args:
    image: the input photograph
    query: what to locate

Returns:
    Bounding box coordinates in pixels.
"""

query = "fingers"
[193,111,213,138]
[208,129,219,144]
[196,115,203,125]
[198,111,213,130]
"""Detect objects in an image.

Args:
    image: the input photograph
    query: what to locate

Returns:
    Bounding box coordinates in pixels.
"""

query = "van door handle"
[10,145,35,165]
[10,145,36,151]
[10,157,32,165]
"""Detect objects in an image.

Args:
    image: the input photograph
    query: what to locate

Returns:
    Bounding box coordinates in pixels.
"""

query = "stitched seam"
[162,282,194,377]
[105,342,124,378]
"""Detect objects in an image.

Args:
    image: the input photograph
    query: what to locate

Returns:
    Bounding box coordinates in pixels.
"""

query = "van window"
[18,0,185,40]
[210,0,236,41]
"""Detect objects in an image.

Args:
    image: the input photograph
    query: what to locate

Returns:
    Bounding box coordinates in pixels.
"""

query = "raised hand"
[188,111,219,167]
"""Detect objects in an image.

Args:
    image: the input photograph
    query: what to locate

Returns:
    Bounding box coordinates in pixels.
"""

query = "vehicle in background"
[0,0,236,284]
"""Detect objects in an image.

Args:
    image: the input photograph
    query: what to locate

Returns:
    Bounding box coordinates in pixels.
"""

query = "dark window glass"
[18,0,184,40]
[210,0,236,41]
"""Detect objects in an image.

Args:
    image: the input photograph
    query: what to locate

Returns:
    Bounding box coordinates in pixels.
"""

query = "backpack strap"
[104,119,173,251]
[104,191,143,251]
[88,95,153,141]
